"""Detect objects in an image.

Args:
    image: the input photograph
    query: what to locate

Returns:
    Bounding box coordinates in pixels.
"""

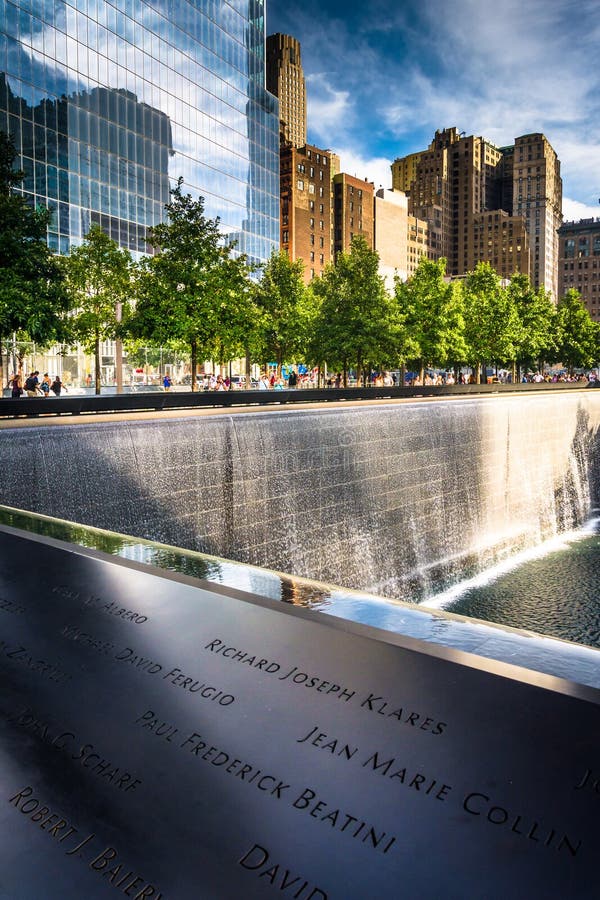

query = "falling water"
[0,392,599,607]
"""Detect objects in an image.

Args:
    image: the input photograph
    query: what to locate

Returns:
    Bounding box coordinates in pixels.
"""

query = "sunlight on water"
[422,518,600,611]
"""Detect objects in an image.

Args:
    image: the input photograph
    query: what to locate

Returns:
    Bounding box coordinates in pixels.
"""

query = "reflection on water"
[0,505,397,618]
[1,506,599,650]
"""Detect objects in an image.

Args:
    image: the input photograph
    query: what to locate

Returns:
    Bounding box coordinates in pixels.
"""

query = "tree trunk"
[400,363,406,387]
[191,338,198,391]
[94,332,101,395]
[511,360,517,384]
[244,349,251,391]
[476,362,482,384]
[0,337,4,392]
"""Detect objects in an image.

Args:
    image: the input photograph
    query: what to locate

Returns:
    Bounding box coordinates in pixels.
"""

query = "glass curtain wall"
[0,0,280,266]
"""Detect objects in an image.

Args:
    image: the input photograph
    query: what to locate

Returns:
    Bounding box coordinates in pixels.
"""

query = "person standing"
[10,373,23,397]
[51,376,67,396]
[163,373,172,391]
[24,371,40,396]
[39,373,51,397]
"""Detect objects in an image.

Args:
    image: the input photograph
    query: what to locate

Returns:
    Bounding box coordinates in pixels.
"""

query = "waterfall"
[1,393,599,603]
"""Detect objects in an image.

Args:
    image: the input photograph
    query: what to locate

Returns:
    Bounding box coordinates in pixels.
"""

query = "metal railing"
[0,381,591,419]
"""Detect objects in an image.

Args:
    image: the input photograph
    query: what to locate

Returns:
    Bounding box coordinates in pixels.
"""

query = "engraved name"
[462,791,582,857]
[61,623,116,656]
[0,639,71,684]
[359,692,447,735]
[296,724,453,801]
[574,767,600,797]
[52,586,148,623]
[89,846,164,898]
[9,786,163,897]
[239,843,327,898]
[13,708,142,793]
[291,787,397,856]
[205,638,355,702]
[0,595,26,615]
[9,785,88,850]
[115,648,235,704]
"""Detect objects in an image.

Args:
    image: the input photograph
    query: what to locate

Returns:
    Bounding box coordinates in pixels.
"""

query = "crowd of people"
[6,367,595,398]
[10,371,67,397]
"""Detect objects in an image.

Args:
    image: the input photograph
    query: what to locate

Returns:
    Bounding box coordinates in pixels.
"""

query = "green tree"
[508,273,556,378]
[553,289,598,373]
[395,257,466,380]
[463,262,521,382]
[0,131,70,385]
[64,225,133,394]
[311,236,393,384]
[130,179,254,390]
[253,251,308,372]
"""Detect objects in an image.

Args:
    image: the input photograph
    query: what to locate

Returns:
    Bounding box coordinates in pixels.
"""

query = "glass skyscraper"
[0,0,280,266]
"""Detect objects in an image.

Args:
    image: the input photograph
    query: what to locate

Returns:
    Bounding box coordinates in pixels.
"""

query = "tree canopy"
[553,289,599,372]
[0,131,70,383]
[311,236,394,383]
[394,257,466,378]
[128,178,254,388]
[63,225,133,393]
[253,250,308,370]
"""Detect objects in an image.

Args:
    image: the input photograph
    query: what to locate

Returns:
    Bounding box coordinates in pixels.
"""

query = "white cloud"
[562,198,600,223]
[329,148,393,190]
[306,75,353,143]
[274,0,600,207]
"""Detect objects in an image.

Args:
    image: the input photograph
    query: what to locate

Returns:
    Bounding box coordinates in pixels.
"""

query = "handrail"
[0,381,590,419]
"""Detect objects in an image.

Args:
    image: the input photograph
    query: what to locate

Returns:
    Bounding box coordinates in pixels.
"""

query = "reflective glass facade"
[0,0,280,265]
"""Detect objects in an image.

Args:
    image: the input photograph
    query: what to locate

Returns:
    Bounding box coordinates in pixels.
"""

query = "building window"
[308,183,315,194]
[319,220,324,230]
[310,251,315,261]
[310,217,315,227]
[282,230,288,243]
[310,234,315,245]
[297,179,304,190]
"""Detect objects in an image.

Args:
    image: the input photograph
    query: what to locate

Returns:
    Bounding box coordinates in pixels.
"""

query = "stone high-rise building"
[374,189,409,288]
[392,128,562,297]
[512,134,562,299]
[374,188,441,289]
[266,34,307,149]
[469,211,531,281]
[332,173,374,258]
[280,144,333,283]
[558,218,600,320]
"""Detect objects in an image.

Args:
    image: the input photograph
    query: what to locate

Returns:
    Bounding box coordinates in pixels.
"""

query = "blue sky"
[267,0,600,222]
